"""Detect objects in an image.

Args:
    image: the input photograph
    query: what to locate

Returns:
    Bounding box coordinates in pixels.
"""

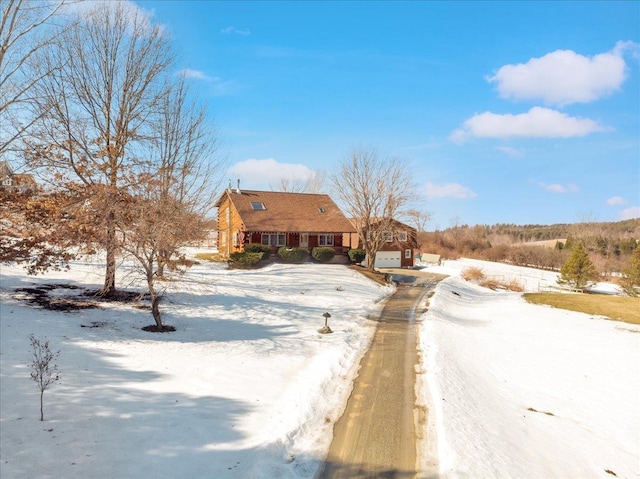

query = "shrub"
[278,246,309,263]
[348,248,366,264]
[461,267,485,282]
[244,243,272,261]
[480,278,524,292]
[312,247,336,263]
[229,252,264,269]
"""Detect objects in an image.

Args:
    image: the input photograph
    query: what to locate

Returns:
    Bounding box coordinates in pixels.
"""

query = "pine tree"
[557,241,599,290]
[620,245,640,297]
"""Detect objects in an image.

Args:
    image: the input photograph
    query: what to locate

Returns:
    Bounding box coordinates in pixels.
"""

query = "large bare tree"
[28,1,174,296]
[0,0,71,157]
[151,76,223,278]
[332,146,415,270]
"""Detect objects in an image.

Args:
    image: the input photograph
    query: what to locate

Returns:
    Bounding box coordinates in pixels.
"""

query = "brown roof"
[218,189,355,233]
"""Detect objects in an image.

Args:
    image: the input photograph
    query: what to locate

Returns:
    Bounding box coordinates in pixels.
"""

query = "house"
[347,218,419,268]
[214,187,356,258]
[0,161,37,193]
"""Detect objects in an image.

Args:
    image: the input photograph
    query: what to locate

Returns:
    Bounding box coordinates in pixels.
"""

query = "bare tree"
[28,2,174,296]
[114,187,208,331]
[0,0,73,158]
[404,208,432,232]
[151,76,224,277]
[29,335,60,421]
[273,170,326,193]
[332,146,415,270]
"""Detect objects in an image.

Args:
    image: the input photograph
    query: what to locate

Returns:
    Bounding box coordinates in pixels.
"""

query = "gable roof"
[217,189,355,233]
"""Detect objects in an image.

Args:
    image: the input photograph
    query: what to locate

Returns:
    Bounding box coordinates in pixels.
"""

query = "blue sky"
[139,0,639,229]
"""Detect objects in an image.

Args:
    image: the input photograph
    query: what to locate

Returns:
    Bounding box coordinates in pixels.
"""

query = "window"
[318,207,326,213]
[318,234,334,246]
[261,233,285,246]
[397,232,408,242]
[382,231,393,242]
[405,249,412,259]
[251,202,266,210]
[225,207,230,222]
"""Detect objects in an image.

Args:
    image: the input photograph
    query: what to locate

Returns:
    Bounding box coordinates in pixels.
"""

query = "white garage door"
[374,251,402,268]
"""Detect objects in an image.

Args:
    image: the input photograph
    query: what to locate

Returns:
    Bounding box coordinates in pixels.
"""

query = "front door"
[300,233,309,248]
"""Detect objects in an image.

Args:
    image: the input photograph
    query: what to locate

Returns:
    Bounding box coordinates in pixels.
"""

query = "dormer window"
[251,202,266,210]
[397,232,408,242]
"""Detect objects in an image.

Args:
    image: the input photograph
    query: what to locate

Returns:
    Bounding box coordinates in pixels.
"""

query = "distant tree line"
[419,219,640,277]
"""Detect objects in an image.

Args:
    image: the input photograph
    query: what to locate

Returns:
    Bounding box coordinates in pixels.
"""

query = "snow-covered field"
[1,254,638,479]
[418,259,640,479]
[0,256,391,479]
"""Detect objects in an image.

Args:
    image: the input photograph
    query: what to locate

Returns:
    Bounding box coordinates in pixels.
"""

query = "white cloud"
[487,42,638,106]
[227,158,316,187]
[179,69,212,81]
[619,206,640,220]
[450,107,606,142]
[607,196,628,206]
[539,183,580,194]
[423,182,477,199]
[495,146,524,158]
[220,26,251,36]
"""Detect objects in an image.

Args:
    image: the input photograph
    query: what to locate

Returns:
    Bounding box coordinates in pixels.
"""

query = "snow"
[2,254,638,479]
[417,259,640,479]
[0,256,391,479]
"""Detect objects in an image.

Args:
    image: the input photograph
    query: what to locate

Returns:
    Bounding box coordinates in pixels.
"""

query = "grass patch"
[523,292,640,325]
[461,267,485,282]
[194,252,226,262]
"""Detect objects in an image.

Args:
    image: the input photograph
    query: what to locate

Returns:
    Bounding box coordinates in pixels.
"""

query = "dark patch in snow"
[527,407,555,416]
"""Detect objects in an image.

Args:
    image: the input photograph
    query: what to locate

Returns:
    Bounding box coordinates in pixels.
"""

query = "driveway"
[320,270,445,479]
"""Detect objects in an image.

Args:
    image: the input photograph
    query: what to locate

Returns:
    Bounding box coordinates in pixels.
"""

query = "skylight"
[251,202,266,210]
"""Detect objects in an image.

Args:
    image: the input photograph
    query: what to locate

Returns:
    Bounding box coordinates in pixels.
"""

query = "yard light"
[319,312,333,334]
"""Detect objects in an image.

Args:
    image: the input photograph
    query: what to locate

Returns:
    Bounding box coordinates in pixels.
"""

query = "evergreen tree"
[620,245,640,297]
[557,242,598,290]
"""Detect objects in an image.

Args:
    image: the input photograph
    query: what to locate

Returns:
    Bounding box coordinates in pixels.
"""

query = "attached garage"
[373,251,402,268]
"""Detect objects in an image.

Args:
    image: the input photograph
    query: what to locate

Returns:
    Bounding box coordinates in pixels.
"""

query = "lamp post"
[319,312,333,334]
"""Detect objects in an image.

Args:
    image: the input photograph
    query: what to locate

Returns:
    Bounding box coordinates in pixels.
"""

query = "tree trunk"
[147,272,163,329]
[150,293,162,329]
[102,224,117,296]
[366,245,376,271]
[40,390,44,421]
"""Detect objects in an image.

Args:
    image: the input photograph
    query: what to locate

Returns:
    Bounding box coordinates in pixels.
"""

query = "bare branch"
[331,146,416,270]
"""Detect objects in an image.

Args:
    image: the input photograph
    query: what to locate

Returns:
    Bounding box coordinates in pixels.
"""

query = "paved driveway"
[320,271,444,479]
